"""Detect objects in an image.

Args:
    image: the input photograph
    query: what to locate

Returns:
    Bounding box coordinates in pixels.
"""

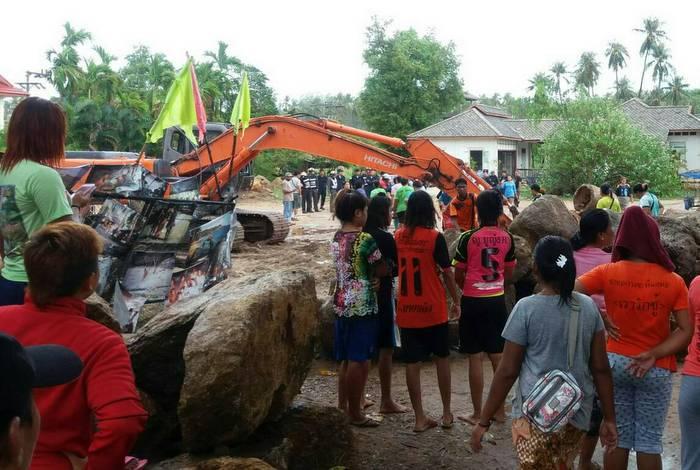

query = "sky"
[2,0,699,102]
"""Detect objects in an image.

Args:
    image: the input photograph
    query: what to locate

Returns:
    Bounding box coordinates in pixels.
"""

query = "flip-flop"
[441,414,454,429]
[351,417,381,428]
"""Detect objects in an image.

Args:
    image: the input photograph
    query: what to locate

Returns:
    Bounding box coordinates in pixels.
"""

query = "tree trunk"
[638,50,649,97]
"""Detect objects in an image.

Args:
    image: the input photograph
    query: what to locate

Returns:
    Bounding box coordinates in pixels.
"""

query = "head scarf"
[611,206,674,271]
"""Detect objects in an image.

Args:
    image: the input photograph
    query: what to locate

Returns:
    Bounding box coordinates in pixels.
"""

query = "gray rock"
[658,216,699,284]
[147,455,274,470]
[178,270,319,452]
[573,184,600,214]
[84,293,121,333]
[510,195,579,250]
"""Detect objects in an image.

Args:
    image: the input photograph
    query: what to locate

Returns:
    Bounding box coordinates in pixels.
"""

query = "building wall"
[669,135,700,171]
[428,137,500,171]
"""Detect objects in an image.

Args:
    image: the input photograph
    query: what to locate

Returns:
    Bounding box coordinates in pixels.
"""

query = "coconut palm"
[204,41,242,73]
[635,17,667,97]
[664,76,689,105]
[605,42,629,90]
[550,62,569,103]
[46,23,92,99]
[60,22,91,48]
[614,77,636,101]
[650,43,672,91]
[574,52,600,96]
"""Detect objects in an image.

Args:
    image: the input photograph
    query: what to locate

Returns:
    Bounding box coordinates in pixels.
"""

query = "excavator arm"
[172,115,491,203]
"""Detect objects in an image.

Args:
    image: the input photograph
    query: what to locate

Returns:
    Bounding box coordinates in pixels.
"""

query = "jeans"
[680,374,700,469]
[283,200,294,221]
[319,189,327,209]
[0,276,27,306]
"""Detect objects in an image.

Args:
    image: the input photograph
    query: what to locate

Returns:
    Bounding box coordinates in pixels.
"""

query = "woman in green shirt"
[596,183,622,213]
[0,98,88,305]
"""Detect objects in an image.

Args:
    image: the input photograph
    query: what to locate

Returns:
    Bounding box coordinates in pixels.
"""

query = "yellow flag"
[230,71,251,137]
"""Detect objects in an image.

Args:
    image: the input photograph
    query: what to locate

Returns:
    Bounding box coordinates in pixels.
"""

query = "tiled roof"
[408,108,502,138]
[620,98,700,139]
[508,119,561,141]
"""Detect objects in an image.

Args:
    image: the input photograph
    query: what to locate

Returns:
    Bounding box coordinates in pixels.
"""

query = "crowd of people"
[0,96,698,470]
[329,169,700,470]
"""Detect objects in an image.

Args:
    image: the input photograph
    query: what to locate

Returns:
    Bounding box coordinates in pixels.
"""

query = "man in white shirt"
[282,173,296,222]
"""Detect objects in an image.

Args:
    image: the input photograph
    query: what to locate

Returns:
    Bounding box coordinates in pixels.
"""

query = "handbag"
[520,299,583,433]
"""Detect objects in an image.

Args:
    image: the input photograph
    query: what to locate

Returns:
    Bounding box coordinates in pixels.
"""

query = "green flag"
[230,71,251,136]
[147,58,197,144]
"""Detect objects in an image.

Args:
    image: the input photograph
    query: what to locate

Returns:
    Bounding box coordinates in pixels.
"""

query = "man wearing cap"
[282,172,296,222]
[0,334,82,470]
[0,222,146,469]
[304,168,319,212]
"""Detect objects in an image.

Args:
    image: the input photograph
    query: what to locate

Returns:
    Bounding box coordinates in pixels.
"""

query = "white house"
[409,98,700,175]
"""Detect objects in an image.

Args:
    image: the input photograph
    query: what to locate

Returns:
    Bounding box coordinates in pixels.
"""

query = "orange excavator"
[61,114,504,243]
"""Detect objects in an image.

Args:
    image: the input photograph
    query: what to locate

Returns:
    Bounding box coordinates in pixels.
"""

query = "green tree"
[358,18,464,139]
[120,46,175,118]
[614,77,636,101]
[664,76,689,105]
[550,62,569,104]
[650,43,672,91]
[539,98,679,195]
[285,93,364,128]
[574,52,600,96]
[605,42,629,91]
[46,22,92,100]
[635,17,667,97]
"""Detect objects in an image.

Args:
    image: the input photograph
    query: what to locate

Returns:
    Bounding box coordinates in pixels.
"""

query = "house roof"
[409,98,700,142]
[620,98,700,139]
[0,75,28,98]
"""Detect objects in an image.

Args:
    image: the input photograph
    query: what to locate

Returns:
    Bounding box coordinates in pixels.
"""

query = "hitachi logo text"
[363,155,399,170]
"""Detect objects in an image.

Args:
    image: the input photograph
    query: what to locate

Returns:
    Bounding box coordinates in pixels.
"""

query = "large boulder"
[573,184,600,214]
[84,293,121,333]
[510,195,579,250]
[658,216,699,284]
[178,270,319,452]
[443,228,461,259]
[511,234,533,283]
[147,456,274,470]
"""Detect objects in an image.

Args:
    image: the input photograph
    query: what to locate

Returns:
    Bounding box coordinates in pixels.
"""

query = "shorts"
[396,211,406,224]
[459,295,507,354]
[376,302,396,349]
[400,322,450,363]
[586,397,603,437]
[293,193,301,209]
[608,352,672,454]
[0,276,27,306]
[334,316,379,362]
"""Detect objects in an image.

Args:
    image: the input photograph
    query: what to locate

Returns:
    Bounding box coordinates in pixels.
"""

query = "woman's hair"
[533,235,577,305]
[24,222,102,308]
[335,190,367,223]
[404,190,435,230]
[476,189,503,226]
[364,194,391,231]
[570,209,610,251]
[1,97,66,172]
[600,183,612,196]
[632,183,647,194]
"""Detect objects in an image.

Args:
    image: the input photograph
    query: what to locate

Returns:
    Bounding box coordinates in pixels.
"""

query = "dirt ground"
[235,190,685,469]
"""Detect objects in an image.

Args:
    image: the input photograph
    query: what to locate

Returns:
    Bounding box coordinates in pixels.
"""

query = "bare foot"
[413,417,438,433]
[441,412,454,429]
[379,401,407,414]
[493,413,507,424]
[457,414,480,425]
[361,397,376,409]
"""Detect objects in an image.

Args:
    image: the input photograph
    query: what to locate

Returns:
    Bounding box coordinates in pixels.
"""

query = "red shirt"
[0,296,147,469]
[684,276,700,376]
[579,261,688,371]
[395,227,450,328]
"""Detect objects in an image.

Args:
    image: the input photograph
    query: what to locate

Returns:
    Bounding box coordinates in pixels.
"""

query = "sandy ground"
[235,190,686,469]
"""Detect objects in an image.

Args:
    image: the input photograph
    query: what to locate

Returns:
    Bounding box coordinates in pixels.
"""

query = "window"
[170,131,182,152]
[670,141,687,163]
[470,150,483,170]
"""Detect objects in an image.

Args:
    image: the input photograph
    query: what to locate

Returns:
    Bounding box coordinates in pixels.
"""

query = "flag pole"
[203,135,223,199]
[135,141,148,165]
[227,129,238,189]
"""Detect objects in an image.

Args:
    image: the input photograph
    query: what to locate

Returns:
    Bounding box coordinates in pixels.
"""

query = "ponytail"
[534,235,576,305]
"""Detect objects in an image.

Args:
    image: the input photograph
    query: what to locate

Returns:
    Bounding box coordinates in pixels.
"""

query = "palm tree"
[664,76,689,105]
[46,22,92,100]
[93,45,116,66]
[650,43,672,91]
[204,41,242,73]
[635,17,667,97]
[550,62,569,103]
[59,22,91,48]
[605,42,629,90]
[614,77,636,101]
[574,52,600,96]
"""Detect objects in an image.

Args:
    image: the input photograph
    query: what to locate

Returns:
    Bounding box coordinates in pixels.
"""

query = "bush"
[539,99,681,196]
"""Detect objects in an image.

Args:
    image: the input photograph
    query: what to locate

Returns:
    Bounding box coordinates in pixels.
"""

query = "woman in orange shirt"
[576,206,692,470]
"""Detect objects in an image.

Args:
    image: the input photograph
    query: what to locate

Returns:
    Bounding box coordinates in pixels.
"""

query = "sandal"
[441,413,454,429]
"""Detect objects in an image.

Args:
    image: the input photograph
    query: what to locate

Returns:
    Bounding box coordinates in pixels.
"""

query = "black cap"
[0,333,83,423]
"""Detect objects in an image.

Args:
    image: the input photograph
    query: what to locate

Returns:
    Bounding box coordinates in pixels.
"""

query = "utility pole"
[18,70,50,93]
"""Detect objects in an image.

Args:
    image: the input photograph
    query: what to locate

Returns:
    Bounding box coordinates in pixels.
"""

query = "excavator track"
[231,221,245,252]
[235,209,290,244]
